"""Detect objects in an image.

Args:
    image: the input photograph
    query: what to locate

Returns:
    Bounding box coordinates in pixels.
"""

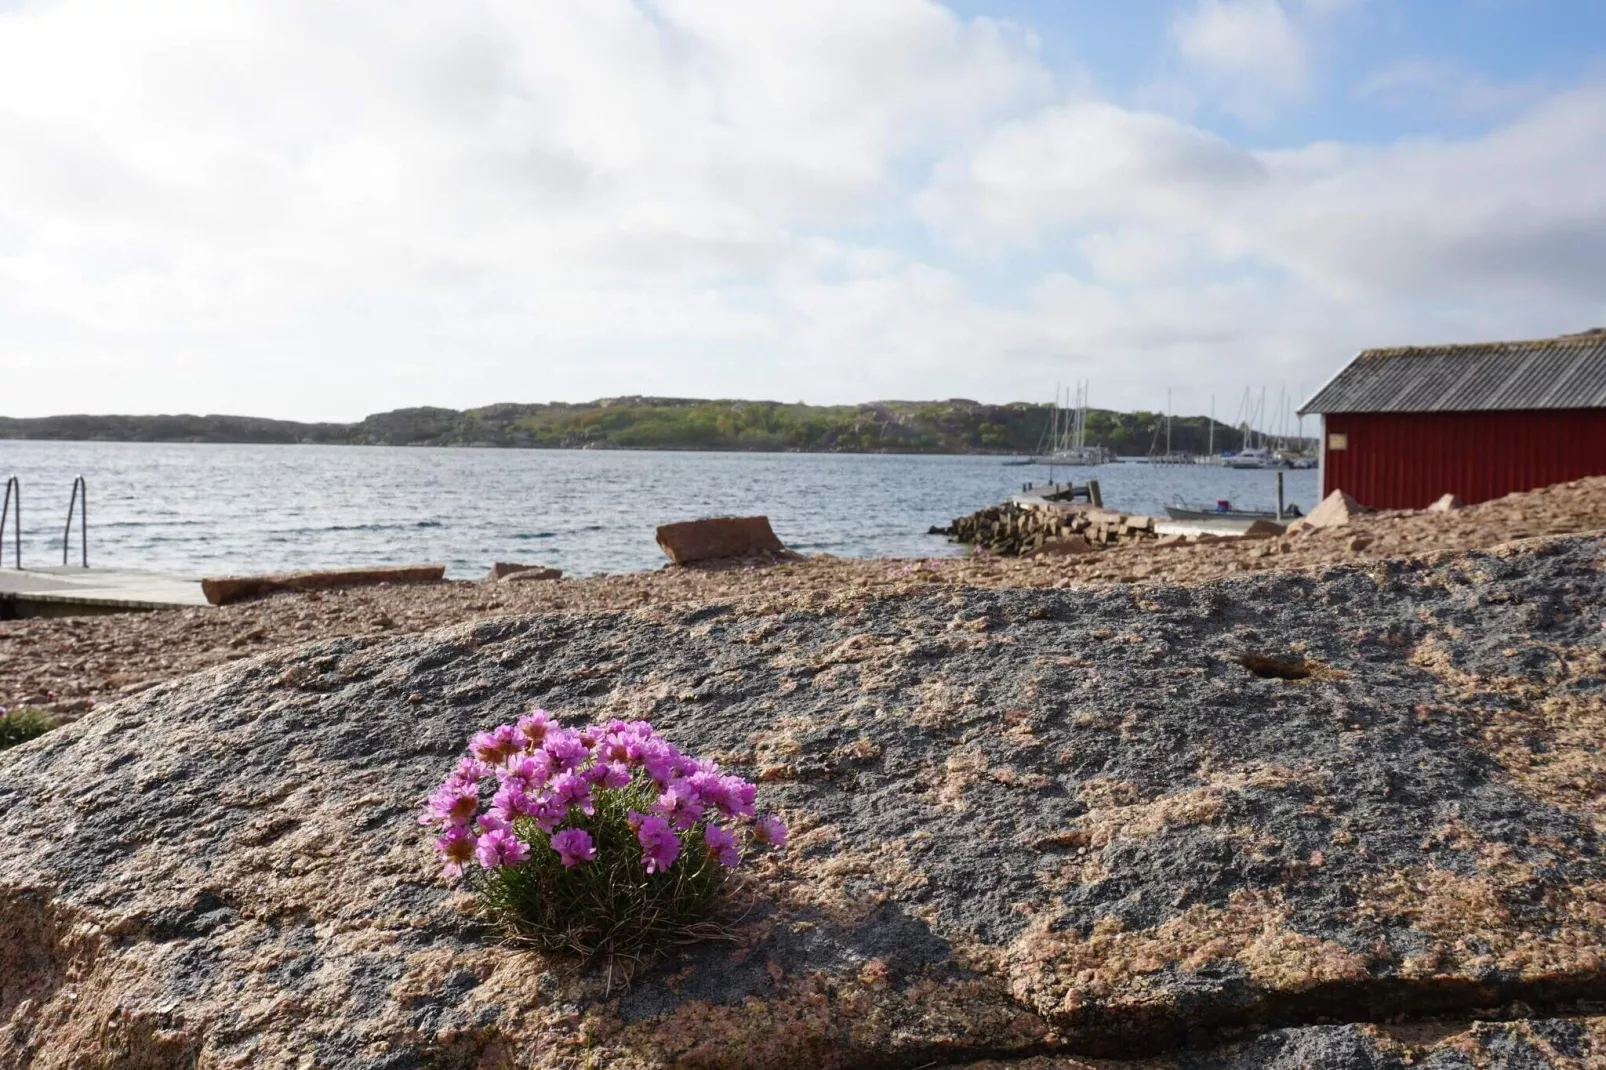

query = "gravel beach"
[3,476,1602,723]
[2,529,1603,1066]
[0,479,1602,1066]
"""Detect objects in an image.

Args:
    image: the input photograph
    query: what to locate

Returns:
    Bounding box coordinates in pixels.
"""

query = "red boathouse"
[1298,332,1606,510]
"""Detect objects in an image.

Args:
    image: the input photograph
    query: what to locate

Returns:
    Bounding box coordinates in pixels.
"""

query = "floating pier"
[0,567,209,618]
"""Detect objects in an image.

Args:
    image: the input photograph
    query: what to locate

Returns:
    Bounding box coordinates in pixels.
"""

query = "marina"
[0,443,1322,579]
[1024,382,1113,466]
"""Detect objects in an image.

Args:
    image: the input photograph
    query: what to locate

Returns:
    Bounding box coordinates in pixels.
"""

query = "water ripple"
[0,442,1319,578]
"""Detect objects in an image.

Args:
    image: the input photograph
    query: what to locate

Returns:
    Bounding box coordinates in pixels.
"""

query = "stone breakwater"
[1,534,1603,1067]
[941,502,1160,555]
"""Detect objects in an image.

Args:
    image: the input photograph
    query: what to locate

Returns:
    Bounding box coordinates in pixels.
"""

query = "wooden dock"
[0,567,210,618]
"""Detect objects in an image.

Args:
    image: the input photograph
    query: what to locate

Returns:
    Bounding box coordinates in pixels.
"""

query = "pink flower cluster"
[420,709,787,879]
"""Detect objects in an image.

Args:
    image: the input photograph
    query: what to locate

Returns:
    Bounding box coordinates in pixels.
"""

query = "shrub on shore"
[0,707,55,750]
[420,710,786,964]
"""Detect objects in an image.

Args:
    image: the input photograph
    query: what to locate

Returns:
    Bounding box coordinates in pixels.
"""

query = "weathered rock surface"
[956,1017,1606,1068]
[656,516,787,566]
[2,535,1603,1067]
[201,564,446,606]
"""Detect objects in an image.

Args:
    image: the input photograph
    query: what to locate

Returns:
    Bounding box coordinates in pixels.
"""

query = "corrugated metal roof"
[1299,332,1606,414]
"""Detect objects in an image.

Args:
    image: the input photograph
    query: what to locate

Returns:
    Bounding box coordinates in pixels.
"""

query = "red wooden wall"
[1322,410,1606,510]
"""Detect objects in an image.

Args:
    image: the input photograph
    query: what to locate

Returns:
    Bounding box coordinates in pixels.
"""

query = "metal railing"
[63,475,87,568]
[1,476,17,569]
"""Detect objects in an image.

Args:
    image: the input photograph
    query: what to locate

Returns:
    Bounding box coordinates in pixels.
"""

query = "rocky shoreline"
[1,501,1604,1064]
[3,476,1602,726]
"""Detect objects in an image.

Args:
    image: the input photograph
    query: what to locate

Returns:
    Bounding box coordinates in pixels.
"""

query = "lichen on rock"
[1,535,1604,1067]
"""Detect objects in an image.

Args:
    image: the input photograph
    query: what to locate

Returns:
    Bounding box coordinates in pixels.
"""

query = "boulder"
[655,515,787,565]
[199,564,446,606]
[500,567,563,583]
[1427,493,1465,513]
[487,561,544,581]
[1287,489,1367,535]
[4,537,1604,1067]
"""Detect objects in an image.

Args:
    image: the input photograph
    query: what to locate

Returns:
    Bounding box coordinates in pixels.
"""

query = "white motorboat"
[1224,447,1275,469]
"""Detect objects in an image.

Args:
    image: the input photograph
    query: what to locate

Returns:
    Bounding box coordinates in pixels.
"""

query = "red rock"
[655,516,787,566]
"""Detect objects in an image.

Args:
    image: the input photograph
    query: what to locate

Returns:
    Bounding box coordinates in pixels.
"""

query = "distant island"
[0,397,1298,457]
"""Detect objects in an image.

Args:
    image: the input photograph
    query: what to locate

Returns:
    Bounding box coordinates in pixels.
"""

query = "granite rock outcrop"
[1,535,1603,1066]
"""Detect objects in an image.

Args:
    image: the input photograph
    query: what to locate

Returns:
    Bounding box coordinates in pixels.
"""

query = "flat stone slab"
[655,515,786,565]
[0,565,209,612]
[200,564,446,605]
[0,536,1602,1067]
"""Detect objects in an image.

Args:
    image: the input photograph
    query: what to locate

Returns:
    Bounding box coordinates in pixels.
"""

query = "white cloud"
[1357,57,1544,120]
[915,81,1606,401]
[0,0,1601,425]
[922,83,1606,298]
[1295,0,1364,14]
[1258,86,1606,303]
[916,102,1266,245]
[1172,0,1309,121]
[1078,230,1197,285]
[0,0,1053,418]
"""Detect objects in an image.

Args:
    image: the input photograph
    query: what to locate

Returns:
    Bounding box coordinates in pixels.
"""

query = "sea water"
[0,442,1320,578]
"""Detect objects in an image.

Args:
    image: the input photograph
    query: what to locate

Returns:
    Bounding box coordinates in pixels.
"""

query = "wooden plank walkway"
[0,566,209,617]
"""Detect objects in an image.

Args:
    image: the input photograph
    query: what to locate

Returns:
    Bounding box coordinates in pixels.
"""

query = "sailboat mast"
[1074,381,1085,451]
[1165,389,1172,457]
[1050,383,1060,459]
[1081,380,1089,452]
[1296,382,1304,452]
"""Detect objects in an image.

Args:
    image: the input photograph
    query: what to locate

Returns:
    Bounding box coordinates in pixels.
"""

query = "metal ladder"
[1,476,17,569]
[63,475,87,567]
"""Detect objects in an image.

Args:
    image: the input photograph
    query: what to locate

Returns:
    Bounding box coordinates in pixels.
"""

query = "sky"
[1,0,1603,422]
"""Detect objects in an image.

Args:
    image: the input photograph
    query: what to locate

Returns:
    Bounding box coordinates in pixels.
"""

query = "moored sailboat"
[1033,382,1109,466]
